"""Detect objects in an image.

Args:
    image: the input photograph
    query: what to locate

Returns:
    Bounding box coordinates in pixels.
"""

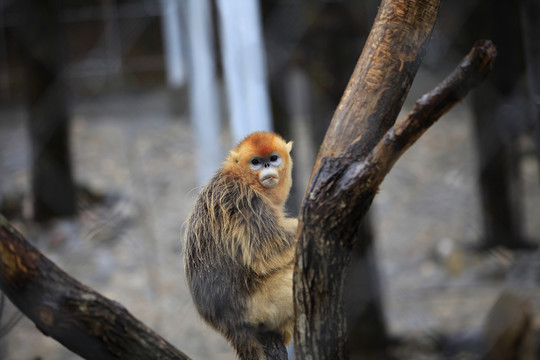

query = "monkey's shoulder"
[200,170,276,221]
[185,170,294,269]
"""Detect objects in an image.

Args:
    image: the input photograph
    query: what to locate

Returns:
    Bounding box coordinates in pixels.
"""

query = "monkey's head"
[225,132,293,208]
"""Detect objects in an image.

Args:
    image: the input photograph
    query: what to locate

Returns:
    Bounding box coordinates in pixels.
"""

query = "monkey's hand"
[282,217,298,235]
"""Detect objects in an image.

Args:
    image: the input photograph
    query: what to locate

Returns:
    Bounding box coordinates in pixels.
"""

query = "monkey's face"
[244,147,292,207]
[249,153,283,188]
[226,132,293,207]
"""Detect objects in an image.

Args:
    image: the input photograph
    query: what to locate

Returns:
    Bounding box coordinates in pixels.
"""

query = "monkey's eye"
[249,157,263,171]
[269,154,281,167]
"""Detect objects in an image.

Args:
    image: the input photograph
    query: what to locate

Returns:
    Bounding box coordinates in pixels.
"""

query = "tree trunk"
[299,3,388,355]
[293,1,441,358]
[293,18,496,359]
[19,0,77,221]
[469,0,528,248]
[472,91,525,248]
[521,0,540,176]
[345,215,388,359]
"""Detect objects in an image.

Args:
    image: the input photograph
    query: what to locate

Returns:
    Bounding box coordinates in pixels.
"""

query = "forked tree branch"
[343,40,497,196]
[294,0,442,358]
[294,38,496,359]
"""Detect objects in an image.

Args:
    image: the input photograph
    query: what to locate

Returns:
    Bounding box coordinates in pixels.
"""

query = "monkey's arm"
[248,217,296,276]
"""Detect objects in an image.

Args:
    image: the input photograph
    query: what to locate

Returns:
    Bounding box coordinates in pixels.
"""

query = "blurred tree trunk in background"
[159,0,189,115]
[299,1,369,148]
[19,0,77,221]
[521,0,540,172]
[466,0,529,248]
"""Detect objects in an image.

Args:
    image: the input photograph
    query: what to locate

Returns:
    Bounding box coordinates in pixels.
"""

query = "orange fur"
[225,132,293,208]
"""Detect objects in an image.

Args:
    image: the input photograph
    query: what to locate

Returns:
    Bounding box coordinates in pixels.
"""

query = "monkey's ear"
[229,150,240,163]
[286,141,293,153]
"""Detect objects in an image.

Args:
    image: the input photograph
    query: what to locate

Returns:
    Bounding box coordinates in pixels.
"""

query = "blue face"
[249,153,282,171]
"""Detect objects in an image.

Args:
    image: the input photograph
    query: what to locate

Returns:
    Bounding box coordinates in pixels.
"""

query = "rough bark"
[0,214,190,360]
[345,215,388,359]
[294,1,442,359]
[294,26,496,360]
[313,0,441,168]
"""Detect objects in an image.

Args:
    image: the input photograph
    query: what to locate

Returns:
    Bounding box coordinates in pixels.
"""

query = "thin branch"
[0,214,190,360]
[341,40,498,194]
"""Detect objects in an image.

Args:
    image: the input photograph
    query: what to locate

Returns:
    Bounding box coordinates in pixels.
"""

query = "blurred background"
[0,0,539,359]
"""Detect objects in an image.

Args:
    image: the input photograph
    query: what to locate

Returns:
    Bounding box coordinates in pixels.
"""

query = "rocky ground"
[0,88,539,359]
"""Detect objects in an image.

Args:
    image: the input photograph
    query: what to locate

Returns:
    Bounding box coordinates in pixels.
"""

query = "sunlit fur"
[184,132,297,360]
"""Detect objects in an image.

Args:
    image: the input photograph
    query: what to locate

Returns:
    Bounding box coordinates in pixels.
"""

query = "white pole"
[186,0,222,185]
[216,0,273,143]
[160,0,186,88]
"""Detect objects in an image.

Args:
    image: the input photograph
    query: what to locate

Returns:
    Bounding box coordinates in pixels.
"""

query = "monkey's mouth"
[259,168,279,188]
[261,174,278,188]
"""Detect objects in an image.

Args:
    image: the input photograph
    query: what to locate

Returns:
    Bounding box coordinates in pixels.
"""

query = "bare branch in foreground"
[0,214,190,360]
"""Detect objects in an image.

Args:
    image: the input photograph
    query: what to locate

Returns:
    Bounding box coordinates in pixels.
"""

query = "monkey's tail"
[229,328,288,360]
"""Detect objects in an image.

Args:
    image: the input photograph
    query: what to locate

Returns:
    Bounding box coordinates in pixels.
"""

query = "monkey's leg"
[228,326,265,360]
[246,269,294,344]
[257,331,289,360]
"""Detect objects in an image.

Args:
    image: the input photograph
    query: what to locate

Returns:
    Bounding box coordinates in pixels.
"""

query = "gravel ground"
[1,89,539,359]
